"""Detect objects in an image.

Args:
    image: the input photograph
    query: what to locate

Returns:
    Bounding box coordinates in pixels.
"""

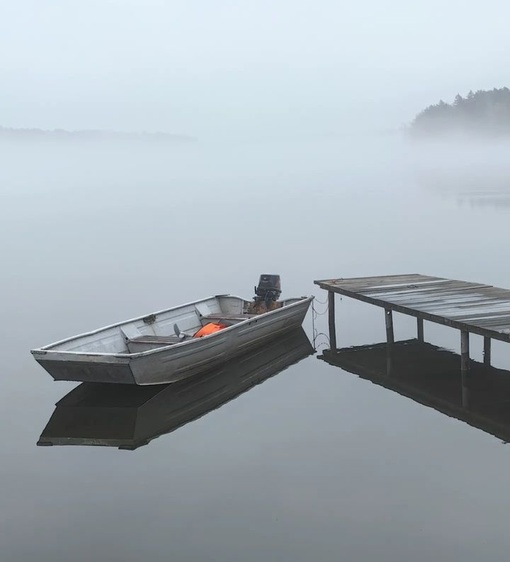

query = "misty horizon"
[3,1,510,140]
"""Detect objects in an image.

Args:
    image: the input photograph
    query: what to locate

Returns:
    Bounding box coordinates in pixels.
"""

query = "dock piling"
[484,337,491,366]
[328,291,337,351]
[385,309,394,345]
[461,331,470,375]
[417,318,424,342]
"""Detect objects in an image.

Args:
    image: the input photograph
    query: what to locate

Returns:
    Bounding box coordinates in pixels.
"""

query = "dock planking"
[315,274,510,343]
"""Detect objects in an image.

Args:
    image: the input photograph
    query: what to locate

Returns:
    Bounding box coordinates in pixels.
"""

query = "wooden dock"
[314,274,510,374]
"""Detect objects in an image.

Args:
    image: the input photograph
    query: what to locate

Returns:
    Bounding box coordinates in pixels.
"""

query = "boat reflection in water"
[38,328,314,450]
[321,339,510,443]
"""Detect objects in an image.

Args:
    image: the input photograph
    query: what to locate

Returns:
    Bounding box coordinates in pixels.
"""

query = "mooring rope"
[312,299,331,350]
[313,332,330,351]
[311,294,341,350]
[312,298,316,349]
[311,299,328,317]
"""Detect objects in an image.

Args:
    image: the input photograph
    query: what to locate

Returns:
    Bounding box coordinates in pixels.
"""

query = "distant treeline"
[0,126,195,143]
[410,87,510,137]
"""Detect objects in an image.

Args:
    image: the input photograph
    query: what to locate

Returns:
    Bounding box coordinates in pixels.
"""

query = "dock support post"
[417,318,424,342]
[483,337,491,366]
[385,309,394,376]
[328,291,337,351]
[461,331,470,375]
[461,331,470,407]
[385,309,394,345]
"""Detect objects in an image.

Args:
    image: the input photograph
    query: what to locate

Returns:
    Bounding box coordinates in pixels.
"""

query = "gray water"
[2,135,510,561]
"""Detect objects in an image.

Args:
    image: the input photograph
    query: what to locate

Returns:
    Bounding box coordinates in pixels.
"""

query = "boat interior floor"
[124,313,259,353]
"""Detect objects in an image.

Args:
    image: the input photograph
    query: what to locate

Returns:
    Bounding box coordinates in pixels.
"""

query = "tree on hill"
[410,87,510,136]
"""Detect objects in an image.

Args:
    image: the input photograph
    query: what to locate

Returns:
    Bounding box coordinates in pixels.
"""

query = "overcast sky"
[1,0,509,139]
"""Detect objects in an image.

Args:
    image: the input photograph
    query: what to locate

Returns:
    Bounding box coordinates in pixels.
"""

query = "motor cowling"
[254,274,281,303]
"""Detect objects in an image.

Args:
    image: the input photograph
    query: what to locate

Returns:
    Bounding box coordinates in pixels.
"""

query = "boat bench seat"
[126,335,182,353]
[201,313,257,325]
[129,335,182,344]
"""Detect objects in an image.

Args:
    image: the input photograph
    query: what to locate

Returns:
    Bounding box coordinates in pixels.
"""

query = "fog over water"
[4,0,510,560]
[2,1,510,139]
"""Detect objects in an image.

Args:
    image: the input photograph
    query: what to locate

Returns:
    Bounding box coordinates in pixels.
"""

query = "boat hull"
[37,328,314,449]
[35,359,135,384]
[33,296,313,385]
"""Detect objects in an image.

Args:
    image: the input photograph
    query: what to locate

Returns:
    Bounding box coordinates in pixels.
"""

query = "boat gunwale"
[31,295,314,360]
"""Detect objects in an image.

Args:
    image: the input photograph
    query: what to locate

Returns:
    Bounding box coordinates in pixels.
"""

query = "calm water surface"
[2,135,510,561]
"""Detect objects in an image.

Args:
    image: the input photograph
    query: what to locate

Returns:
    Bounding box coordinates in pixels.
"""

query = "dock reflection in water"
[321,339,510,443]
[38,328,314,450]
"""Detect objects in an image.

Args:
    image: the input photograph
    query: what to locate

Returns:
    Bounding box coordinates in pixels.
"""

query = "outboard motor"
[254,274,281,306]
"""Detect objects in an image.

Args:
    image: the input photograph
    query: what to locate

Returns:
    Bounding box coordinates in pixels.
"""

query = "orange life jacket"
[194,322,227,338]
